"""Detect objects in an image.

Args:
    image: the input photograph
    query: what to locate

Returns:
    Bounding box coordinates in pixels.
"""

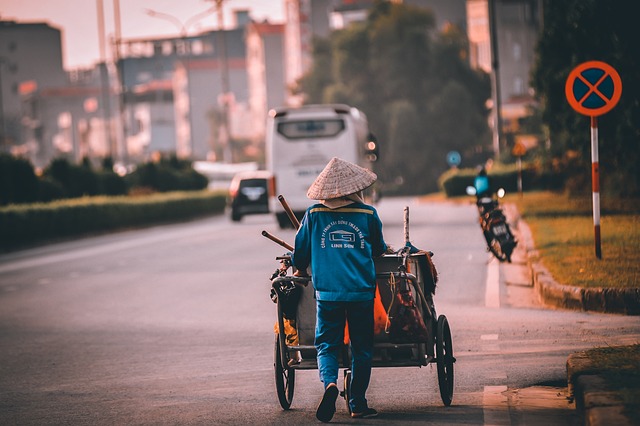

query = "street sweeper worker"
[292,157,387,422]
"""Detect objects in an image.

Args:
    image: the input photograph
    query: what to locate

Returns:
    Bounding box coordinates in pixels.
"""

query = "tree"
[531,0,640,195]
[295,1,491,194]
[0,153,39,205]
[294,37,334,104]
[44,157,100,198]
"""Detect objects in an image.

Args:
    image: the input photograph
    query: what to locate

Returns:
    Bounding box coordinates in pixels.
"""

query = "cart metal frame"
[271,249,455,412]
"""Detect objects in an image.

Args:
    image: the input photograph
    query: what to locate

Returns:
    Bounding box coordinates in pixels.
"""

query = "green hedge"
[438,163,565,197]
[0,190,227,251]
[0,154,211,206]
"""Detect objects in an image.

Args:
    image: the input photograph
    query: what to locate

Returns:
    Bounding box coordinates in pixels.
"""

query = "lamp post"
[0,58,7,148]
[488,0,504,157]
[96,0,115,160]
[209,0,231,163]
[145,7,217,159]
[112,0,129,166]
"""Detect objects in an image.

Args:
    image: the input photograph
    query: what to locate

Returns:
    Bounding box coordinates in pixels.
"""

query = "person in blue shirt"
[293,157,387,422]
[474,166,492,198]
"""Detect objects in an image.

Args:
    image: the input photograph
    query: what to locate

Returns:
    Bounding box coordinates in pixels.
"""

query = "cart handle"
[271,275,310,287]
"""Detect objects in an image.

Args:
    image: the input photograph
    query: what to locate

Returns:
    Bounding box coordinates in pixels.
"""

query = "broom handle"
[261,230,294,251]
[278,194,300,229]
[404,206,410,244]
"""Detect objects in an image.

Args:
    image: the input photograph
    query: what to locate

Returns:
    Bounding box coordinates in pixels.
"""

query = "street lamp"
[144,7,217,159]
[208,0,232,163]
[488,0,504,157]
[144,7,216,38]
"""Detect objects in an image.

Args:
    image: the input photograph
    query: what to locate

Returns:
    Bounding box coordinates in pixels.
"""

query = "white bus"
[266,104,378,228]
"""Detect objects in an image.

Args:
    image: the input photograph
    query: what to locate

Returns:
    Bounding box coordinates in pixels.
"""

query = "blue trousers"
[315,299,374,413]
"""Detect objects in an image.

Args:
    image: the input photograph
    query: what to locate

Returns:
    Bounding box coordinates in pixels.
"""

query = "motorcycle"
[466,186,517,262]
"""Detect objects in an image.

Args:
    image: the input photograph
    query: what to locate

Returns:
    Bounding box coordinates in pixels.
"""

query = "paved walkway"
[504,203,638,426]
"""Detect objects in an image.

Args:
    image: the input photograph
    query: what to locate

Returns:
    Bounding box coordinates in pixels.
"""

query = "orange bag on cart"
[343,286,387,344]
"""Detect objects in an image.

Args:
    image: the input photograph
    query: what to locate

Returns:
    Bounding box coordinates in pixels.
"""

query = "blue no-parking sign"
[565,61,622,117]
[446,151,461,167]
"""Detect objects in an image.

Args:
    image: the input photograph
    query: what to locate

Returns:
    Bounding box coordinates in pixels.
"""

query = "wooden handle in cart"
[278,194,301,229]
[404,206,410,244]
[261,230,294,251]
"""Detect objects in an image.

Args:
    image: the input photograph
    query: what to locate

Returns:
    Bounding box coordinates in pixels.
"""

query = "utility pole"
[113,0,128,166]
[0,58,6,149]
[96,0,114,161]
[145,6,217,159]
[488,0,503,158]
[210,0,232,163]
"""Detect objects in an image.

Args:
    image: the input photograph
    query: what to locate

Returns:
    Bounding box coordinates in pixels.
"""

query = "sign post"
[590,116,601,259]
[512,142,527,199]
[565,60,622,259]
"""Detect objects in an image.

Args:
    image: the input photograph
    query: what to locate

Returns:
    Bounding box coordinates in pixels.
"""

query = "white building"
[246,21,286,145]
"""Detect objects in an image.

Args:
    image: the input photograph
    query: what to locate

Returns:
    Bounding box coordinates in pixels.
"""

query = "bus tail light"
[268,175,277,197]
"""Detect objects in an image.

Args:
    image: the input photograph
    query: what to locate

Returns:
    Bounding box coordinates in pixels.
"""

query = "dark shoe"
[316,384,339,422]
[351,407,378,419]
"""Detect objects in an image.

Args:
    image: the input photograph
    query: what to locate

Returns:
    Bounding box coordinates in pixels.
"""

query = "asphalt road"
[1,196,639,425]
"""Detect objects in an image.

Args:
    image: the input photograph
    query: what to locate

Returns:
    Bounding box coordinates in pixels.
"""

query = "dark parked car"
[228,171,273,222]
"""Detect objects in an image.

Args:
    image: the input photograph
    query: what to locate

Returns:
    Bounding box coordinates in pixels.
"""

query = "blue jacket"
[474,174,491,197]
[293,202,387,302]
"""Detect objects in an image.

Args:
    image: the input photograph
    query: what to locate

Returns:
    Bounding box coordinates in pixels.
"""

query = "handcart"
[263,203,455,413]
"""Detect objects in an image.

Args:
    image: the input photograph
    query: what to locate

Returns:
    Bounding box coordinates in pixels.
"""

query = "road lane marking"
[481,334,499,340]
[0,220,226,274]
[485,255,500,308]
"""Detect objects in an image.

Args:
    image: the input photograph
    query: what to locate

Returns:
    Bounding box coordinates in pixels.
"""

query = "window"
[514,77,524,95]
[513,43,521,61]
[162,41,173,56]
[191,39,203,55]
[277,119,345,139]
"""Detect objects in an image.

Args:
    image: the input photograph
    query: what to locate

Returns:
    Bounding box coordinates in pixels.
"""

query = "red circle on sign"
[565,61,622,117]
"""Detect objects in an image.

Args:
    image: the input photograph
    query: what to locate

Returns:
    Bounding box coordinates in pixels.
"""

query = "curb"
[504,203,640,316]
[567,354,636,426]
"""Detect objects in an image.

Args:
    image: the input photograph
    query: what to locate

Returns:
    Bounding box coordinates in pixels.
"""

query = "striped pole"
[591,116,602,259]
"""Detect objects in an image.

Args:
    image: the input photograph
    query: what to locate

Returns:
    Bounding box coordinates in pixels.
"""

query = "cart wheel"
[274,335,295,409]
[343,369,352,414]
[436,315,454,406]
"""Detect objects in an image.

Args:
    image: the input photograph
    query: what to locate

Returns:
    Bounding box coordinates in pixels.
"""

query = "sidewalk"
[504,204,638,426]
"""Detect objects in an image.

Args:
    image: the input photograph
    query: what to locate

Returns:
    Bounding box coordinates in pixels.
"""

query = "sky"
[0,0,284,69]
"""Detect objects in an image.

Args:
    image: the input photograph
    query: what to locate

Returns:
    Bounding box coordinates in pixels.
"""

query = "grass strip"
[511,191,640,290]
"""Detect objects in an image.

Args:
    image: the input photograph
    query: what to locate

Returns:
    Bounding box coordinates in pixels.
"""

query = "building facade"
[116,25,249,163]
[20,65,115,169]
[283,0,335,106]
[246,21,285,145]
[0,21,68,164]
[3,1,543,170]
[466,0,542,153]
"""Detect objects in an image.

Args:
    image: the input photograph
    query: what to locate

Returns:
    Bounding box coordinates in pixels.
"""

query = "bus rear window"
[277,119,345,139]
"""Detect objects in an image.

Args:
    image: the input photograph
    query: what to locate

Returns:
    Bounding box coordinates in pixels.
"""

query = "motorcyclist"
[474,166,492,199]
[473,166,496,215]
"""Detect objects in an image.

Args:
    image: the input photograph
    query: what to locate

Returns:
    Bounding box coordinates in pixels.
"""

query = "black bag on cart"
[385,272,430,343]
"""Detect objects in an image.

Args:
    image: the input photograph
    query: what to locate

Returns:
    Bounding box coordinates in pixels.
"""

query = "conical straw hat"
[307,157,377,200]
